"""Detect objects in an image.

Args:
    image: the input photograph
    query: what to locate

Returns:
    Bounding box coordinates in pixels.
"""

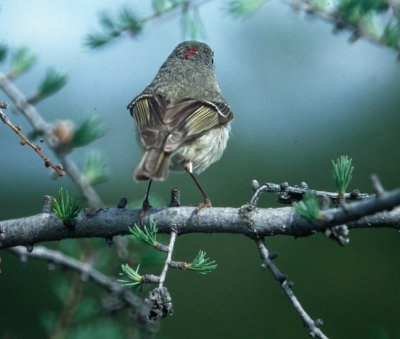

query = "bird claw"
[197,198,212,211]
[139,199,152,224]
[142,198,152,211]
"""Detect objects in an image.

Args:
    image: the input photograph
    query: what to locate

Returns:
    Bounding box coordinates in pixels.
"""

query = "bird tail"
[134,149,171,181]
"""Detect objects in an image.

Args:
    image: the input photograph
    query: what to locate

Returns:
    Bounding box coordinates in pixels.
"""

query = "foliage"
[180,6,206,40]
[9,46,36,78]
[187,250,217,274]
[227,0,268,19]
[52,187,83,224]
[382,20,400,48]
[335,0,400,52]
[332,155,354,196]
[0,44,8,63]
[83,150,109,186]
[152,0,178,14]
[86,1,208,48]
[293,192,321,220]
[2,1,399,338]
[85,6,142,48]
[118,264,143,290]
[85,0,400,56]
[129,222,159,248]
[70,116,105,148]
[40,278,125,338]
[31,68,68,103]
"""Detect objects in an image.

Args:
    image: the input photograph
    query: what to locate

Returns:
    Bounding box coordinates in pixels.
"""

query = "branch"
[281,0,400,54]
[1,185,400,248]
[0,72,103,208]
[256,238,327,339]
[86,0,212,48]
[250,180,371,205]
[158,230,177,289]
[8,245,150,324]
[0,102,64,176]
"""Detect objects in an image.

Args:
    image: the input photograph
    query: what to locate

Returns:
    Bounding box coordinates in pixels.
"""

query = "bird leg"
[139,179,153,222]
[142,179,153,210]
[184,162,212,209]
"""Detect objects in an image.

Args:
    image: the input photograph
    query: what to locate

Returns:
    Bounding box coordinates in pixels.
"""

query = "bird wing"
[128,94,233,153]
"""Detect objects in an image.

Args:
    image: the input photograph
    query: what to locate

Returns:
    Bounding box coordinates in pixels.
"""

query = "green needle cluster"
[129,222,158,248]
[293,192,321,221]
[332,155,354,196]
[187,250,217,275]
[52,187,82,225]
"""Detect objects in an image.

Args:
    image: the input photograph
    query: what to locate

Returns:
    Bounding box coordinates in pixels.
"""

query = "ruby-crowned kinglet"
[127,41,233,207]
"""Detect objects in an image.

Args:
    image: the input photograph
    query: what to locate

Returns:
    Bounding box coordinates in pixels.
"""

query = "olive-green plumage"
[128,41,233,182]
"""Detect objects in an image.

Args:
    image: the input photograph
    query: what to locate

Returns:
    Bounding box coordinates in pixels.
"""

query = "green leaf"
[99,11,117,31]
[52,187,82,224]
[118,264,143,290]
[129,222,158,247]
[152,0,177,14]
[308,0,328,11]
[180,7,206,40]
[118,7,142,34]
[358,0,388,13]
[332,155,354,196]
[338,0,388,24]
[293,192,321,220]
[0,44,8,63]
[228,0,268,20]
[382,21,400,48]
[70,116,105,148]
[83,150,109,186]
[31,68,68,103]
[84,10,123,49]
[187,250,217,275]
[359,15,379,39]
[85,33,113,48]
[9,47,36,77]
[152,0,167,13]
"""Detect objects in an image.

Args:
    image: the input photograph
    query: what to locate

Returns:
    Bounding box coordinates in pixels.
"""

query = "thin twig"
[0,72,104,208]
[87,0,213,46]
[256,238,328,339]
[0,103,64,176]
[8,245,150,324]
[158,230,178,288]
[50,271,84,339]
[371,174,385,196]
[281,0,400,53]
[250,180,371,207]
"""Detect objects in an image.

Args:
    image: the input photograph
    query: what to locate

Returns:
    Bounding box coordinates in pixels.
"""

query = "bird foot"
[139,199,152,222]
[197,198,212,211]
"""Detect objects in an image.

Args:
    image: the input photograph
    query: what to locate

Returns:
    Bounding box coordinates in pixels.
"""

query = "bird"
[127,41,233,209]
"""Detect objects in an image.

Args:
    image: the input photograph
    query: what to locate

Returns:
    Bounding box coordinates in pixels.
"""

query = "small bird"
[127,41,233,208]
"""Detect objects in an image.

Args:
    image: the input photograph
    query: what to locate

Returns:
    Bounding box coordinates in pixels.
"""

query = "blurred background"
[1,0,400,338]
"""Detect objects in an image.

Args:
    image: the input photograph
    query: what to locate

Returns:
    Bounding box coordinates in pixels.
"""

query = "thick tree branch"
[1,185,400,248]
